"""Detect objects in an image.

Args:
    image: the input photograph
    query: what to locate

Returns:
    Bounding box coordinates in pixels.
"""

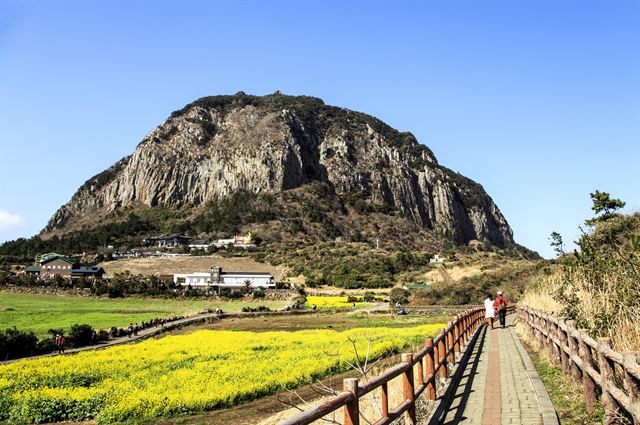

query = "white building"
[173,266,274,290]
[215,238,236,248]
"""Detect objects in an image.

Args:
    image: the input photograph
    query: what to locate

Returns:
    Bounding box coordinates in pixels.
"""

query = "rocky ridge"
[46,92,514,247]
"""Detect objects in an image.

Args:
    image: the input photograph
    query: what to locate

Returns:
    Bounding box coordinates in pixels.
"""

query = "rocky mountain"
[44,92,514,248]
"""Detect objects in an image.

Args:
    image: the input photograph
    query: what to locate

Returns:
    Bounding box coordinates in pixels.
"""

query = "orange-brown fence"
[278,307,485,425]
[518,306,640,424]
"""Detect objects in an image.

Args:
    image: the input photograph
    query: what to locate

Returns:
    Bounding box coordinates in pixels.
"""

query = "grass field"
[0,292,287,337]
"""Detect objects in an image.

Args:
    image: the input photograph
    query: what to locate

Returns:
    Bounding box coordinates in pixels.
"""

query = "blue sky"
[0,0,638,258]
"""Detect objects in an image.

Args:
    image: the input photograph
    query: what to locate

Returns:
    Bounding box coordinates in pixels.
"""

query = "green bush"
[0,327,38,360]
[68,324,95,348]
[389,288,409,305]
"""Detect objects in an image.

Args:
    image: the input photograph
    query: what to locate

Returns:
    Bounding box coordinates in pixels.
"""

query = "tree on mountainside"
[549,231,564,257]
[587,190,626,225]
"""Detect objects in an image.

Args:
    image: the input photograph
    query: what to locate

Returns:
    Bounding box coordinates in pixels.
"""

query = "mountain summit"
[45,92,514,248]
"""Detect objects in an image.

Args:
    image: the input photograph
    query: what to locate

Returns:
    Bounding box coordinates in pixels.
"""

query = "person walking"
[484,293,495,329]
[53,334,61,354]
[58,334,65,354]
[494,291,509,327]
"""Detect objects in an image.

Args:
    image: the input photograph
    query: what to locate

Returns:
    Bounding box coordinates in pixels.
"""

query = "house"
[142,234,192,248]
[33,253,78,277]
[188,240,211,250]
[173,266,274,290]
[213,233,256,249]
[70,267,105,280]
[214,238,235,248]
[25,253,105,279]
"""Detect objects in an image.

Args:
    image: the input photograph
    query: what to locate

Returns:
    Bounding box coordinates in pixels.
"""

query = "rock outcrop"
[46,92,514,247]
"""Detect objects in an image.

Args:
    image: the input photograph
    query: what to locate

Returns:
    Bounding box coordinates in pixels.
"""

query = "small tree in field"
[243,279,252,294]
[549,231,564,257]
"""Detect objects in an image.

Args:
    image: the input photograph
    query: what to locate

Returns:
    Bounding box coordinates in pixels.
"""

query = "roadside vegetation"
[520,192,639,351]
[519,335,604,424]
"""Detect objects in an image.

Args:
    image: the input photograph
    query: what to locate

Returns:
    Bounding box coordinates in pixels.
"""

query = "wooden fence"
[518,306,640,424]
[278,306,485,425]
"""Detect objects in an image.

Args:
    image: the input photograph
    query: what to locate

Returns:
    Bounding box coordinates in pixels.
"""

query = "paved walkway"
[439,314,553,425]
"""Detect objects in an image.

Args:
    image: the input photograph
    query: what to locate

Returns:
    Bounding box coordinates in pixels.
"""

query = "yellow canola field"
[0,324,442,424]
[305,295,378,309]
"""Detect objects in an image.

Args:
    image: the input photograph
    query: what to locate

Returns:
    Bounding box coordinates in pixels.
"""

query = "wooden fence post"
[425,339,436,400]
[598,337,621,425]
[343,378,360,425]
[402,353,416,425]
[566,320,582,385]
[381,381,389,420]
[454,316,461,360]
[622,352,639,409]
[578,330,597,412]
[558,318,569,375]
[551,320,561,365]
[545,317,554,359]
[438,329,448,378]
[447,322,455,366]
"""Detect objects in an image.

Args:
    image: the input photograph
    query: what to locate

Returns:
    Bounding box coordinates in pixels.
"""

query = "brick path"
[440,314,545,425]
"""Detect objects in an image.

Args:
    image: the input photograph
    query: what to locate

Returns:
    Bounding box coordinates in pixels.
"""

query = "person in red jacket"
[494,291,509,327]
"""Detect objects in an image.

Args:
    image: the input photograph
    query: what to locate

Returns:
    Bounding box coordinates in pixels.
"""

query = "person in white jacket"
[484,294,495,329]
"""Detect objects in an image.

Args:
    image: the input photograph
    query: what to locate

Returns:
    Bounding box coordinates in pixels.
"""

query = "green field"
[0,292,287,337]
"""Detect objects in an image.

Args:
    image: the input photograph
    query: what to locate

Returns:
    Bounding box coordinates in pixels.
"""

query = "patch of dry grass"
[521,270,640,352]
[521,213,640,352]
[99,255,287,280]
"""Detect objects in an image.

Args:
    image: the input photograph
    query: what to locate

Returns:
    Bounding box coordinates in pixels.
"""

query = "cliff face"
[46,93,514,247]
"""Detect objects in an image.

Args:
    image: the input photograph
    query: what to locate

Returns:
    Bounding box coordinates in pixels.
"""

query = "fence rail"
[278,306,485,425]
[518,306,640,424]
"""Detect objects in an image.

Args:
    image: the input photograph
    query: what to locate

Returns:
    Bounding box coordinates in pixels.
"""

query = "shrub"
[68,324,95,348]
[521,212,640,351]
[0,327,38,360]
[389,288,409,305]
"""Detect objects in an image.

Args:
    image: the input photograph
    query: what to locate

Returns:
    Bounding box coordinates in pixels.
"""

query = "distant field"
[98,255,286,279]
[0,292,287,337]
[305,295,382,309]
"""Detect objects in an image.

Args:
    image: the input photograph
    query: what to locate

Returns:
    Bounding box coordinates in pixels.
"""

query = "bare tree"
[277,337,388,425]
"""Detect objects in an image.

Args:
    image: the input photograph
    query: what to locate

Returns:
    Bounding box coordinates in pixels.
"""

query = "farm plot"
[305,295,378,309]
[0,323,442,423]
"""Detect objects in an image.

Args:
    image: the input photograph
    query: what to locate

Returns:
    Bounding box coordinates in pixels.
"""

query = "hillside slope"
[44,92,514,248]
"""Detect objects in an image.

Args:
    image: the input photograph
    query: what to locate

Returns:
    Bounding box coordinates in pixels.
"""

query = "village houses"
[173,266,274,290]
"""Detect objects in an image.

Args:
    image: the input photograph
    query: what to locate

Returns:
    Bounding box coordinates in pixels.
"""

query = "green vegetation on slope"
[522,211,640,351]
[254,241,433,288]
